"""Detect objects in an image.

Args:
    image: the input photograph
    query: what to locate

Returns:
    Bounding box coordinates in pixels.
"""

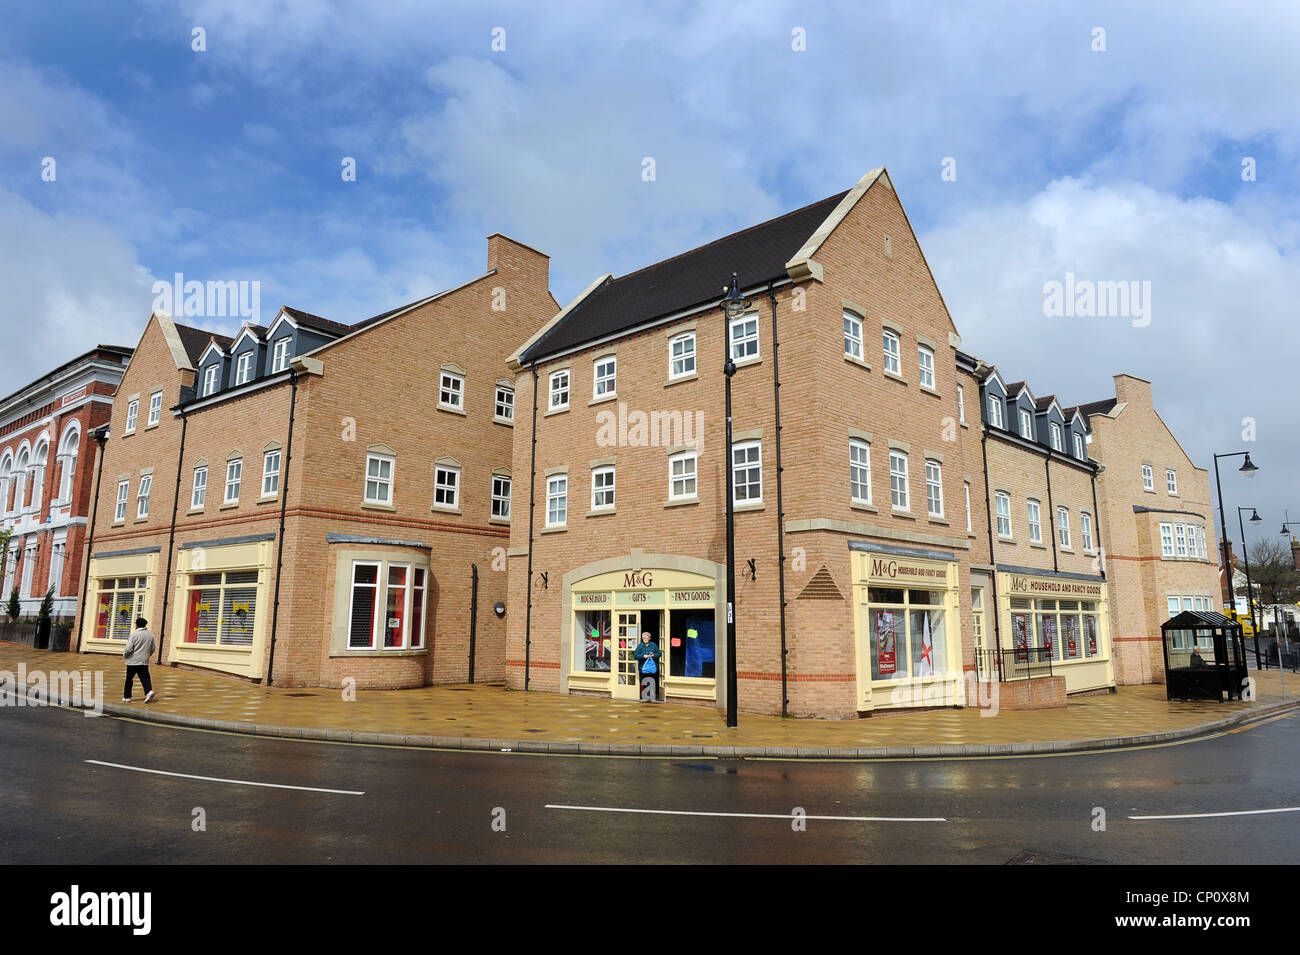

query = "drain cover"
[1005,849,1105,865]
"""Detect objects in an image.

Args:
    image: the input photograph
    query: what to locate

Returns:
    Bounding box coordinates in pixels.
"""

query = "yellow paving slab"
[1,643,1296,749]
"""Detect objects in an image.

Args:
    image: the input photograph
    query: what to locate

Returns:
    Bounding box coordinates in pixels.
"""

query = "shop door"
[613,611,641,700]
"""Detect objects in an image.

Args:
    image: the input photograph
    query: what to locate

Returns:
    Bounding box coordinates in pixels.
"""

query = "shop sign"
[615,589,664,607]
[1007,575,1103,597]
[60,386,88,407]
[876,609,897,674]
[574,591,611,607]
[668,588,714,606]
[867,555,948,585]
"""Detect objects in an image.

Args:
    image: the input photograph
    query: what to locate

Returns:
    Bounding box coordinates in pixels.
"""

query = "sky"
[1,0,1297,554]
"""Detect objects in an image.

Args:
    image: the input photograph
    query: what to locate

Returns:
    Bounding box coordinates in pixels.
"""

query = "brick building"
[0,346,132,621]
[76,235,556,687]
[1082,374,1221,684]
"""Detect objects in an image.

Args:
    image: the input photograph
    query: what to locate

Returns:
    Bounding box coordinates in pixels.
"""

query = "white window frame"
[729,314,760,362]
[434,464,460,509]
[262,450,281,497]
[925,459,943,517]
[1073,432,1085,459]
[271,338,291,373]
[235,352,254,386]
[732,440,763,505]
[147,391,162,427]
[1028,499,1042,543]
[1050,422,1063,451]
[491,474,511,520]
[1166,468,1178,494]
[494,384,514,423]
[546,475,568,527]
[964,481,972,532]
[844,311,863,360]
[115,480,129,522]
[988,395,1004,429]
[957,384,965,424]
[1142,464,1154,491]
[1160,522,1175,557]
[1174,523,1187,557]
[996,491,1012,538]
[669,332,696,379]
[882,329,900,375]
[591,466,615,510]
[549,370,570,411]
[1019,408,1033,440]
[225,458,242,504]
[918,345,935,389]
[125,399,138,433]
[1081,511,1094,552]
[593,356,617,399]
[1057,506,1071,548]
[347,560,382,651]
[669,451,697,500]
[364,453,394,505]
[850,439,871,505]
[136,474,152,519]
[439,371,465,411]
[889,449,909,511]
[202,365,219,396]
[191,466,207,509]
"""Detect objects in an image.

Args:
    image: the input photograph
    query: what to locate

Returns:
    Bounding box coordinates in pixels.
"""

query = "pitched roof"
[1071,398,1118,423]
[519,190,850,363]
[174,322,234,365]
[280,306,353,336]
[1034,395,1058,412]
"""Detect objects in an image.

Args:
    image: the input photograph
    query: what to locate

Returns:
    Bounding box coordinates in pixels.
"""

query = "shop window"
[182,569,259,647]
[348,562,380,649]
[93,576,148,641]
[343,560,425,652]
[867,587,947,681]
[670,613,715,678]
[578,610,612,672]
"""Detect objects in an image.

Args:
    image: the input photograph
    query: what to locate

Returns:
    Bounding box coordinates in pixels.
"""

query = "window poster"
[876,609,897,675]
[1085,616,1098,656]
[1012,613,1029,654]
[1065,615,1078,657]
[1039,615,1055,656]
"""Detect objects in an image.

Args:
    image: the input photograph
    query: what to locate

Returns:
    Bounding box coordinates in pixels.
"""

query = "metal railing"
[977,647,1054,682]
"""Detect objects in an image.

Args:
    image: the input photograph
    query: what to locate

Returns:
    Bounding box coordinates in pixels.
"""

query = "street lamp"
[1236,506,1263,668]
[1212,451,1259,616]
[720,272,748,729]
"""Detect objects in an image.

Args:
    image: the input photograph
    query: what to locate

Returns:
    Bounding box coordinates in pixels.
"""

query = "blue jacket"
[633,641,660,671]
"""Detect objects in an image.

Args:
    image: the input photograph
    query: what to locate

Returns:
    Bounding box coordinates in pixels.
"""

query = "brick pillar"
[1291,535,1299,572]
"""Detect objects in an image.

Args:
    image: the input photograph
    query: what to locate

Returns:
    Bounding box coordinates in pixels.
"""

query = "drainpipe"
[74,426,109,653]
[1044,451,1058,573]
[768,284,789,717]
[1089,469,1104,579]
[265,369,298,686]
[980,424,1003,679]
[468,563,478,683]
[155,408,189,664]
[523,364,539,691]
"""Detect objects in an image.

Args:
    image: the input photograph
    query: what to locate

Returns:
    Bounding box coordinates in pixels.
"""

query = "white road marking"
[85,759,364,795]
[545,803,945,821]
[1129,806,1300,820]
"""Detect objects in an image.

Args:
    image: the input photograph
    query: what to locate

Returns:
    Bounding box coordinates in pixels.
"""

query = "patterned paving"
[2,642,1295,748]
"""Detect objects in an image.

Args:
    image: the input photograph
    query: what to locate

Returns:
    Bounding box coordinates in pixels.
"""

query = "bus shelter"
[1160,610,1247,702]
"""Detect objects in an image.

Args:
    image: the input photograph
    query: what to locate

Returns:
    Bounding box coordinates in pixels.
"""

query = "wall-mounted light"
[493,601,506,618]
[744,558,757,581]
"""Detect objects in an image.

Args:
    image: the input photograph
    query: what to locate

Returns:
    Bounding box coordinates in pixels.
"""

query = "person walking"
[634,631,661,702]
[122,616,156,703]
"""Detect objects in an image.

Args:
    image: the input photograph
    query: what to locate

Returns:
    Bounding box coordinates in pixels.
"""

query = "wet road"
[1,702,1296,863]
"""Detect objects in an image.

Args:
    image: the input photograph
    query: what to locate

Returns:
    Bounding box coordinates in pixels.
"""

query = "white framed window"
[235,352,254,385]
[957,384,965,424]
[669,451,697,500]
[1160,522,1174,557]
[491,474,511,519]
[988,395,1004,429]
[439,371,464,410]
[136,474,152,519]
[925,459,943,516]
[47,539,66,594]
[591,466,615,510]
[1073,432,1085,459]
[1057,506,1071,547]
[844,311,863,360]
[1197,526,1207,559]
[546,475,568,527]
[272,338,291,373]
[882,329,900,374]
[729,314,759,361]
[1081,511,1094,551]
[125,399,138,433]
[346,560,427,652]
[1142,464,1154,491]
[262,450,281,497]
[549,370,570,410]
[191,466,207,509]
[996,491,1012,538]
[732,441,763,504]
[669,332,696,379]
[365,454,393,505]
[850,439,871,504]
[593,356,617,398]
[1167,596,1181,617]
[964,481,972,532]
[1166,468,1177,494]
[147,391,162,427]
[889,449,909,510]
[918,345,935,389]
[114,480,129,522]
[494,384,514,422]
[225,458,242,503]
[434,464,460,509]
[1019,408,1033,439]
[348,561,382,649]
[1050,422,1063,451]
[1028,499,1042,543]
[202,365,218,396]
[1174,523,1187,557]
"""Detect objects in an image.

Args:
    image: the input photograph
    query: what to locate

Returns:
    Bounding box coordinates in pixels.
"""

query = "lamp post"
[1236,506,1262,668]
[1278,512,1300,681]
[720,272,749,729]
[1212,451,1258,613]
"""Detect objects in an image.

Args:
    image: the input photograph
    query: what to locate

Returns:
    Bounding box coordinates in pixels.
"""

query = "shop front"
[80,546,160,654]
[850,542,963,712]
[995,567,1114,693]
[563,554,723,706]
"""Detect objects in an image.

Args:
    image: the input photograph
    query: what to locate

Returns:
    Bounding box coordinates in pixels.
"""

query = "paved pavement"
[2,642,1297,757]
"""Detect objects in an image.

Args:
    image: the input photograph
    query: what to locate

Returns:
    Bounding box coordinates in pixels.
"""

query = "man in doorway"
[634,631,661,702]
[122,617,156,703]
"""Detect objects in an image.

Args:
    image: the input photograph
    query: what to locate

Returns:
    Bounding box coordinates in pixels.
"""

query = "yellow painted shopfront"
[80,546,159,654]
[850,543,964,712]
[168,536,275,680]
[995,568,1115,693]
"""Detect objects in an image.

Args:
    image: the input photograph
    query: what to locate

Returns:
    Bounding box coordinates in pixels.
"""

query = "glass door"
[613,611,640,700]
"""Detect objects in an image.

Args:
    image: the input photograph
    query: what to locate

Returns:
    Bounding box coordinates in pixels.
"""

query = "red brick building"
[0,346,132,621]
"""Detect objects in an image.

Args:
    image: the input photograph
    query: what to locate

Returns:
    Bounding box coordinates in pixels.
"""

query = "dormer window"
[271,338,291,373]
[202,365,218,396]
[1018,408,1033,440]
[987,395,1004,429]
[1073,431,1085,459]
[1050,422,1063,451]
[235,352,254,385]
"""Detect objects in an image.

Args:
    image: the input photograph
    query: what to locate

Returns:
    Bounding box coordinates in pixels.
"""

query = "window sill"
[920,385,941,399]
[844,354,871,371]
[960,421,969,429]
[111,520,125,528]
[493,416,515,427]
[587,507,616,517]
[489,515,511,525]
[540,525,567,534]
[1143,488,1157,494]
[734,501,765,513]
[1030,542,1048,550]
[851,501,878,513]
[883,370,907,386]
[732,355,762,370]
[257,495,279,505]
[588,393,617,407]
[665,373,698,387]
[892,508,916,520]
[186,507,205,516]
[431,504,463,516]
[362,501,397,512]
[330,648,428,658]
[437,403,467,417]
[544,405,570,417]
[665,496,698,508]
[145,422,159,431]
[133,517,149,524]
[997,535,1015,544]
[927,515,950,526]
[1059,546,1075,554]
[122,430,136,438]
[220,502,240,510]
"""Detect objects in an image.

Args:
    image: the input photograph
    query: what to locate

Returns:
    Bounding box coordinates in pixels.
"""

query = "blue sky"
[2,0,1298,555]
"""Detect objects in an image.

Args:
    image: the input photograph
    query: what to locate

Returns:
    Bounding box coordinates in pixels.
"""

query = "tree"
[6,586,18,623]
[38,587,54,621]
[1239,538,1300,608]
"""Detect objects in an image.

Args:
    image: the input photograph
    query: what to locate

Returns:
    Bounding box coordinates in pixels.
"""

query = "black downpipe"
[980,425,1003,679]
[265,370,297,686]
[468,563,478,683]
[768,284,789,717]
[73,427,109,653]
[1044,452,1059,573]
[155,410,189,664]
[1089,470,1105,580]
[523,365,539,691]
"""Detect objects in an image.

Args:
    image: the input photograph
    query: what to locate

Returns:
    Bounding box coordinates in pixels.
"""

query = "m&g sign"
[866,555,948,585]
[1008,575,1103,597]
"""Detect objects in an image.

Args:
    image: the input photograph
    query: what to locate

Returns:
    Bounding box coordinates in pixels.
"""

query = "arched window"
[30,439,49,513]
[13,447,30,512]
[57,425,80,503]
[0,453,12,514]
